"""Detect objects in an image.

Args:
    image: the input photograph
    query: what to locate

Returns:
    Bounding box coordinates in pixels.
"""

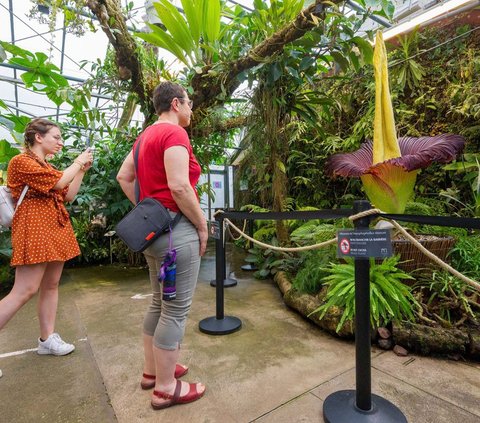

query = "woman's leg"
[37,261,64,340]
[0,263,47,331]
[142,253,162,382]
[148,219,204,404]
[141,252,187,386]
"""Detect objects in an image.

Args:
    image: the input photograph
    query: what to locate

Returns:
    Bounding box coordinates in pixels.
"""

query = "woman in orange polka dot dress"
[0,118,93,357]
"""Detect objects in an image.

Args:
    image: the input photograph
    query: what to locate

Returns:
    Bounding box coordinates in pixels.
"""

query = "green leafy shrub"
[292,246,336,294]
[0,230,14,291]
[290,222,337,244]
[312,255,417,332]
[449,235,480,280]
[413,270,478,326]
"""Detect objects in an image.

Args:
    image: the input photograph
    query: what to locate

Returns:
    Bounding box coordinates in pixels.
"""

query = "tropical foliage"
[1,1,478,336]
[312,256,417,332]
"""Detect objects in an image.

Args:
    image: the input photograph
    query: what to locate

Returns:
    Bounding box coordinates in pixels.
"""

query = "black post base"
[210,277,237,287]
[241,264,258,271]
[323,390,407,423]
[199,316,242,335]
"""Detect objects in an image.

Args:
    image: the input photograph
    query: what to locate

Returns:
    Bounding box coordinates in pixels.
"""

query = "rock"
[393,345,409,356]
[378,338,394,350]
[378,327,391,339]
[447,353,463,361]
[374,220,394,230]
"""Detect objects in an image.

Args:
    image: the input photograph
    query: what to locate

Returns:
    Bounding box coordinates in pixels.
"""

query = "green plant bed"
[0,261,14,294]
[275,271,480,361]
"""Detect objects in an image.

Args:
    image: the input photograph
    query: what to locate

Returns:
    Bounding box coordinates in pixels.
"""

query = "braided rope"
[226,219,247,241]
[225,218,337,252]
[348,209,480,291]
[216,208,480,292]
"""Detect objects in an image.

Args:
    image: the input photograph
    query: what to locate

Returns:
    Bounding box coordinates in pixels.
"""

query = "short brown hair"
[24,118,59,148]
[152,81,187,114]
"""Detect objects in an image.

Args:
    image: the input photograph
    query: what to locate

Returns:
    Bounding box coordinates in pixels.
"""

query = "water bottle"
[158,250,177,301]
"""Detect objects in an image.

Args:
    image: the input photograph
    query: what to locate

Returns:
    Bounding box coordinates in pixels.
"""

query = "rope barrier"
[348,208,480,291]
[226,218,247,241]
[218,208,480,292]
[225,218,337,252]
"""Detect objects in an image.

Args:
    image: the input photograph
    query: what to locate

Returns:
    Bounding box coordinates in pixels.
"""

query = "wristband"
[74,160,85,170]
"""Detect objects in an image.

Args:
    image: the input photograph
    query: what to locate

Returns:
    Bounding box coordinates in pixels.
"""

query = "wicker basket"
[392,235,456,275]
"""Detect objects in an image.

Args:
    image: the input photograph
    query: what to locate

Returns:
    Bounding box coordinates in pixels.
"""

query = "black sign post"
[209,221,238,288]
[199,214,242,335]
[323,200,407,423]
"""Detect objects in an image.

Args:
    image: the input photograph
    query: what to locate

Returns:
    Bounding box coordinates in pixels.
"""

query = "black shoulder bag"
[115,136,182,253]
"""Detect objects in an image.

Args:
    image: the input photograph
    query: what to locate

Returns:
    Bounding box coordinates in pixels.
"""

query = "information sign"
[209,221,221,239]
[337,229,392,258]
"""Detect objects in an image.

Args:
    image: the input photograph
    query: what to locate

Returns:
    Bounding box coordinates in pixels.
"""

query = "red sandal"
[151,379,205,410]
[140,364,188,390]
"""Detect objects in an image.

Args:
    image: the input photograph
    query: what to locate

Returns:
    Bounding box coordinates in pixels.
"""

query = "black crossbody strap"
[133,133,183,224]
[133,135,142,204]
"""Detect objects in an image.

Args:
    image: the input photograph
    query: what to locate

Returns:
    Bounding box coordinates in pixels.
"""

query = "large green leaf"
[154,0,194,54]
[351,36,373,65]
[0,140,20,164]
[202,0,221,43]
[136,25,189,64]
[0,41,34,59]
[181,0,201,43]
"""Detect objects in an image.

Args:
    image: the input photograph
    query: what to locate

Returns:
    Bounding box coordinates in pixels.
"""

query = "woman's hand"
[197,225,208,256]
[81,160,93,172]
[75,148,93,168]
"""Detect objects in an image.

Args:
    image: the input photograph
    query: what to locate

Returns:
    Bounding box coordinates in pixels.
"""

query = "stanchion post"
[210,210,237,287]
[323,199,407,423]
[215,213,225,319]
[353,200,372,411]
[199,213,242,335]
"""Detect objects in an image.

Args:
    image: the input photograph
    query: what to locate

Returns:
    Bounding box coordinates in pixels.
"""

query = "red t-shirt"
[134,123,201,212]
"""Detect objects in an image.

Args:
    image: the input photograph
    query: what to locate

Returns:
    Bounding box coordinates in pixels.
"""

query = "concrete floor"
[0,244,479,422]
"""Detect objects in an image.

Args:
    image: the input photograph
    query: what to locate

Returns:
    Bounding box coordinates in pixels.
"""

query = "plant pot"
[392,234,456,276]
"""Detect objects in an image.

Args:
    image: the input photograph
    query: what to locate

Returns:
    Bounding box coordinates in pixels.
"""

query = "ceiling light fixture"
[381,0,479,41]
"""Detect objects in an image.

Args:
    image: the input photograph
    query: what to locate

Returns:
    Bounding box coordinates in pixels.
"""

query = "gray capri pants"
[143,213,201,350]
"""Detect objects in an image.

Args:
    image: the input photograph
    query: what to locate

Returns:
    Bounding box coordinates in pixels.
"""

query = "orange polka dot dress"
[7,151,80,266]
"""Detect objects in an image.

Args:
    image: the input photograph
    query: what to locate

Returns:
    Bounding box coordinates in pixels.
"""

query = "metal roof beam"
[0,72,116,101]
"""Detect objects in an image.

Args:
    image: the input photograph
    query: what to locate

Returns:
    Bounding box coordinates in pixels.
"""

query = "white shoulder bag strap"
[15,185,29,211]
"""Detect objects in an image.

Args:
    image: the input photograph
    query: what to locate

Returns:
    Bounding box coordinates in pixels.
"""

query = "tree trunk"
[86,0,153,119]
[392,321,469,355]
[86,0,342,121]
[190,0,343,111]
[275,272,354,338]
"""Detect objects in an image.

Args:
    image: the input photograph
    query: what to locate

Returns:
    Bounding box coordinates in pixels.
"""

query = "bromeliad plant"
[326,31,465,213]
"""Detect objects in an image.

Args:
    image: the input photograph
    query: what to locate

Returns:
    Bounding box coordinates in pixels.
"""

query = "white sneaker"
[0,368,2,378]
[37,333,75,356]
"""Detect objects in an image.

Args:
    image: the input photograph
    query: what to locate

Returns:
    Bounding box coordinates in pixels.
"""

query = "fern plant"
[312,255,417,332]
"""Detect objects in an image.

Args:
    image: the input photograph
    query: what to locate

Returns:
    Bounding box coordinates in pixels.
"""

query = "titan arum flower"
[326,31,465,213]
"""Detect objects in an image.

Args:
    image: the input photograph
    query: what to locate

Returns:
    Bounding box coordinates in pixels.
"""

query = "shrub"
[292,246,336,294]
[311,255,417,332]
